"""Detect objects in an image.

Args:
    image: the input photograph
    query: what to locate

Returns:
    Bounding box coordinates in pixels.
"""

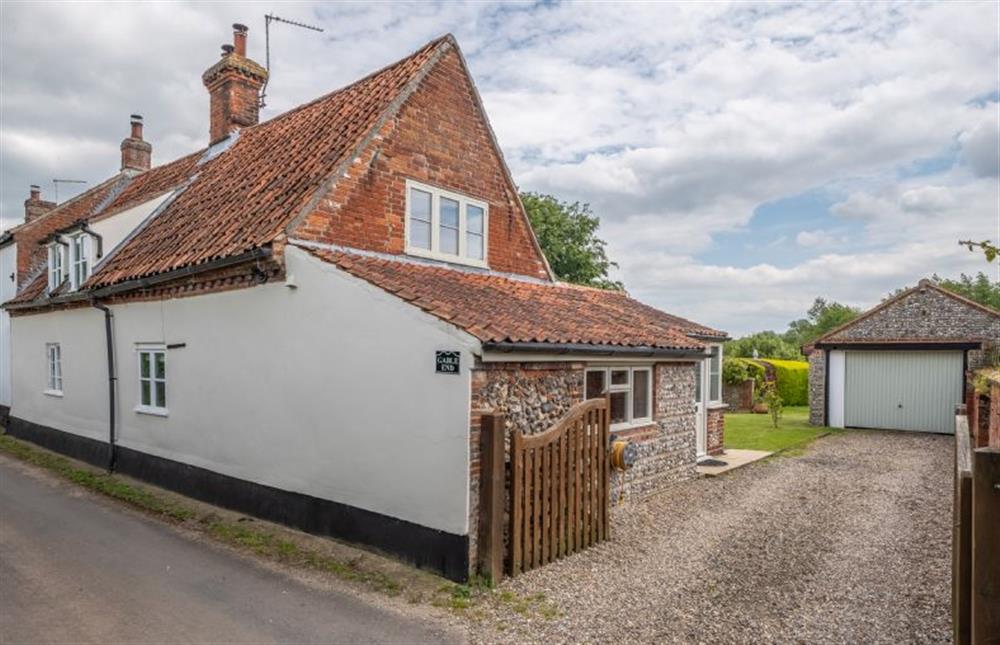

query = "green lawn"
[724,406,835,453]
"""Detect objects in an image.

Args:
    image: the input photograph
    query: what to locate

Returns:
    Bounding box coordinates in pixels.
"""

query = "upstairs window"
[47,243,65,292]
[70,234,91,290]
[585,366,653,430]
[136,345,167,416]
[405,180,488,267]
[45,343,63,395]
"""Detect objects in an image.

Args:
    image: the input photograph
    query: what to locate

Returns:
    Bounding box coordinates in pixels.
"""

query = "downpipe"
[91,300,117,473]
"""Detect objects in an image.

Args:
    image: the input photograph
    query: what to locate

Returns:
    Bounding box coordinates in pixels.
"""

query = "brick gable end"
[291,48,550,280]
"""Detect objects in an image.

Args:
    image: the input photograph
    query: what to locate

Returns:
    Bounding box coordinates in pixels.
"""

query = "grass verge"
[0,433,406,598]
[0,432,552,618]
[724,406,837,453]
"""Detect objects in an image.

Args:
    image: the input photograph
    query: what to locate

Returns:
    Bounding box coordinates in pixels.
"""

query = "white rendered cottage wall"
[0,241,16,407]
[10,246,478,535]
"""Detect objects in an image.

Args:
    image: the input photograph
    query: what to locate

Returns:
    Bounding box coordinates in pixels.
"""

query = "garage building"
[806,279,999,434]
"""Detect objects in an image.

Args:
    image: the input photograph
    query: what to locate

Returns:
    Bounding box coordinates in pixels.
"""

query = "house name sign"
[435,351,461,374]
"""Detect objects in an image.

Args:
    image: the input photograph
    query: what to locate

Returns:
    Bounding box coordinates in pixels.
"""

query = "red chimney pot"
[233,23,248,57]
[130,114,144,140]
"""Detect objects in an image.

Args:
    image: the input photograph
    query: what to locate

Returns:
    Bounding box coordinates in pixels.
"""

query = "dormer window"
[47,242,66,292]
[405,180,488,267]
[69,233,91,290]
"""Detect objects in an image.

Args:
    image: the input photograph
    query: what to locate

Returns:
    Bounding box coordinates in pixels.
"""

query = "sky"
[1,1,997,335]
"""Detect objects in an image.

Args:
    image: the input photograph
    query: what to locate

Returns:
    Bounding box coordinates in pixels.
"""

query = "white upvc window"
[708,344,722,404]
[47,243,65,292]
[136,345,167,416]
[45,343,63,395]
[405,179,488,267]
[69,233,91,290]
[585,365,653,430]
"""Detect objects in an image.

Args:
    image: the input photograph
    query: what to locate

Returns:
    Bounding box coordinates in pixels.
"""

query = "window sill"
[611,422,658,442]
[43,389,64,398]
[134,405,169,417]
[611,417,653,433]
[405,247,488,270]
[707,402,729,410]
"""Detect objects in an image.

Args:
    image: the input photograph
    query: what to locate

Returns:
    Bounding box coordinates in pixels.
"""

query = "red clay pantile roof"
[93,150,203,222]
[306,247,714,351]
[10,272,47,304]
[86,36,449,289]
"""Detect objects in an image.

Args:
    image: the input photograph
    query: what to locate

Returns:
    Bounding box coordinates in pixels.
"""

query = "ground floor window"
[45,343,62,394]
[136,345,167,415]
[585,366,652,429]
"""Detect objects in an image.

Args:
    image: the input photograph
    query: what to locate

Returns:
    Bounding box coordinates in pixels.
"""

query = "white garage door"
[844,350,963,434]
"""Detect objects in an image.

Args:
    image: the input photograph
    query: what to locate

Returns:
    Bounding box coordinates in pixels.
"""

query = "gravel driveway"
[471,430,952,644]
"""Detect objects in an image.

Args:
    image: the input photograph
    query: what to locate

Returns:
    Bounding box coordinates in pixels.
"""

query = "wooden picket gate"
[508,398,610,576]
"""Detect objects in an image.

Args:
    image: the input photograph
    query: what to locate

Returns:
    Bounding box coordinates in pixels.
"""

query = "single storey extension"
[806,279,999,434]
[1,27,728,581]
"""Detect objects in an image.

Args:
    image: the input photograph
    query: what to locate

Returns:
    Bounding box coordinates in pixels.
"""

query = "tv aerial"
[259,14,324,109]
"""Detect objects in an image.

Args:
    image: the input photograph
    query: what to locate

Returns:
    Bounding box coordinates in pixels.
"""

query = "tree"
[521,193,623,290]
[783,297,861,348]
[724,331,802,360]
[726,297,861,359]
[934,272,1000,310]
[959,239,999,264]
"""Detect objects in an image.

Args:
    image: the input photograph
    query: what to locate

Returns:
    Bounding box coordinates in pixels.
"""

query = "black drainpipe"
[91,300,117,472]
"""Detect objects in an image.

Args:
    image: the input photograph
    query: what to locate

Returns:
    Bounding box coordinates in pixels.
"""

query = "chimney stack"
[120,114,152,172]
[201,23,268,144]
[24,185,56,223]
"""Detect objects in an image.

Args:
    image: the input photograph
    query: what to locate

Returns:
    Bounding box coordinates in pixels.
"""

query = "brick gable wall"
[292,48,550,280]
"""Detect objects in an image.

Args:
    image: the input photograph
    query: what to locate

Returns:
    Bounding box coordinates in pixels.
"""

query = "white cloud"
[960,113,1000,179]
[796,230,840,248]
[1,1,997,335]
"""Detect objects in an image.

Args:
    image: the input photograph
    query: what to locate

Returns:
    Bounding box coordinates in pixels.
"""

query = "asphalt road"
[0,454,460,644]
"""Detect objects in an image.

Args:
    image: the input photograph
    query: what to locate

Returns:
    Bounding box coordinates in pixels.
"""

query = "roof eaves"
[482,341,707,358]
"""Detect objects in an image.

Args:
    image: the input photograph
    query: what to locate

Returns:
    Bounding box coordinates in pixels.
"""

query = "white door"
[694,359,707,456]
[844,350,963,434]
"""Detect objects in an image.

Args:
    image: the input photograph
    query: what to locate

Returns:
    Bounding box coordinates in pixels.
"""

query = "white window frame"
[585,365,653,431]
[404,179,489,268]
[708,344,723,405]
[135,344,168,416]
[45,343,63,396]
[47,242,66,292]
[69,233,90,290]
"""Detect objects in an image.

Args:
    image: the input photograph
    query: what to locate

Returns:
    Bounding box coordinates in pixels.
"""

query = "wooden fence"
[953,401,1000,645]
[504,398,611,576]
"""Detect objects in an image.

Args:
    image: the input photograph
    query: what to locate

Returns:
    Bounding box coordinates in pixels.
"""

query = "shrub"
[762,382,783,428]
[757,358,809,406]
[723,357,766,388]
[722,357,750,385]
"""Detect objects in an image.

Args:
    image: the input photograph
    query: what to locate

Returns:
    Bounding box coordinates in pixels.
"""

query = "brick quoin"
[292,48,550,280]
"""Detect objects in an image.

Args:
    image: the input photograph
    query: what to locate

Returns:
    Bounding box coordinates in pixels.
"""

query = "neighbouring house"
[806,279,1000,434]
[0,26,728,581]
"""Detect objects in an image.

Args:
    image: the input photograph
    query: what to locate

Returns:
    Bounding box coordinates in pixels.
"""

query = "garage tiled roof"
[306,247,717,351]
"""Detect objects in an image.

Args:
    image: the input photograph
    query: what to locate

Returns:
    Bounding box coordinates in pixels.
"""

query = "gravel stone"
[469,430,952,644]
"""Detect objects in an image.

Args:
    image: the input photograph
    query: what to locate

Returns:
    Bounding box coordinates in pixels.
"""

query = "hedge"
[757,358,809,406]
[722,357,765,386]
